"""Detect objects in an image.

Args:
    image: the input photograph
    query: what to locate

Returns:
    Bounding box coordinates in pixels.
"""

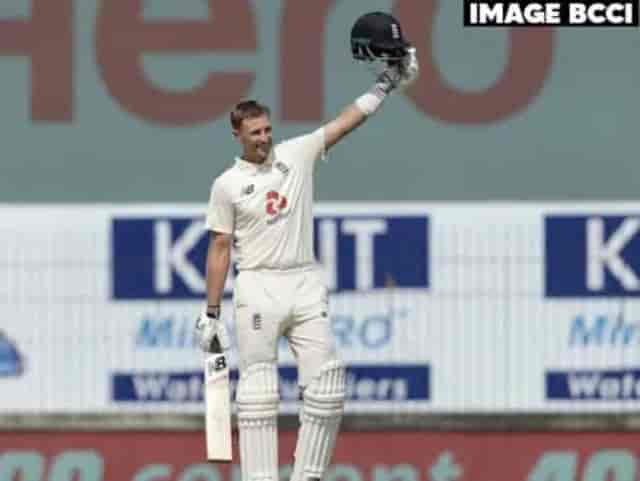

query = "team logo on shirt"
[266,191,288,223]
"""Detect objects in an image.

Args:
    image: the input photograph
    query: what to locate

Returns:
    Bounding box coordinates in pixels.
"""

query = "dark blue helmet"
[351,12,410,63]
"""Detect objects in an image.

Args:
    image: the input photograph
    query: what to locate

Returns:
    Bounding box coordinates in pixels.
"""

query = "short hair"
[230,100,271,130]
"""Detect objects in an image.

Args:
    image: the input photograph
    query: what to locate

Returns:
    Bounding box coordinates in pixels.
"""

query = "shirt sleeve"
[280,127,326,167]
[305,127,326,163]
[205,179,234,234]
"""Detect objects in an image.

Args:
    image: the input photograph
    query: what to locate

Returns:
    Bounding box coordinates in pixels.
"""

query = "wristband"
[354,84,388,116]
[206,305,220,318]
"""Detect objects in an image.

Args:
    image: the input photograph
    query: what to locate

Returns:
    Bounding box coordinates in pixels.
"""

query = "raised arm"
[323,48,419,151]
[324,104,367,151]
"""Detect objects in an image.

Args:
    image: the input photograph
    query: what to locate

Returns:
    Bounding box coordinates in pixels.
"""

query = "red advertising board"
[1,431,639,481]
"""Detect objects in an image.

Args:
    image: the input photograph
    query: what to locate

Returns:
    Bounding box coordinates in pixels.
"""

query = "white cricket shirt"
[206,128,325,271]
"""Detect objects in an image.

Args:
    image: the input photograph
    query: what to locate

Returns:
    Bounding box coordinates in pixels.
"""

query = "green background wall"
[0,0,637,202]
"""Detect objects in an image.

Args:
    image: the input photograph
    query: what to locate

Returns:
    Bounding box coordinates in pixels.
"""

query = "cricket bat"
[205,351,232,462]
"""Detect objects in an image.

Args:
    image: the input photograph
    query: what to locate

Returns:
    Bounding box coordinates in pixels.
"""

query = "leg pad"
[237,363,280,481]
[291,360,346,481]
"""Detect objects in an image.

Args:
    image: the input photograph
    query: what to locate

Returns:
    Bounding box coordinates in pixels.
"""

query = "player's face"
[235,115,273,164]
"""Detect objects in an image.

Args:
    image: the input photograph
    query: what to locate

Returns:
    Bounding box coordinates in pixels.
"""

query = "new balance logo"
[242,184,255,196]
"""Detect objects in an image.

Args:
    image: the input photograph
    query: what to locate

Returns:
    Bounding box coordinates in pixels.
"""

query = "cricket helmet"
[351,11,410,63]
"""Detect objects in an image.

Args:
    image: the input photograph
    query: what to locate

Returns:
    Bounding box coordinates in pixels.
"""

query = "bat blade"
[205,352,232,462]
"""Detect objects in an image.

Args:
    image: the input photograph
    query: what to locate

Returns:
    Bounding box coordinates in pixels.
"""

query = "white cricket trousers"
[233,266,337,387]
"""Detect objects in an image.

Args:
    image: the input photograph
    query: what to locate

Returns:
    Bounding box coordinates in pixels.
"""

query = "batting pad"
[291,360,346,481]
[236,363,279,481]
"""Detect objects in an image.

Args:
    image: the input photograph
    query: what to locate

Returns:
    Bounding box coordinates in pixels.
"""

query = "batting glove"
[397,47,419,90]
[377,47,420,93]
[195,306,231,353]
[355,47,419,116]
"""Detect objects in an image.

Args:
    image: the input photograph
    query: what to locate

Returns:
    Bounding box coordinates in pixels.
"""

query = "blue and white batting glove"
[355,48,419,116]
[397,47,419,90]
[377,47,420,93]
[195,306,231,353]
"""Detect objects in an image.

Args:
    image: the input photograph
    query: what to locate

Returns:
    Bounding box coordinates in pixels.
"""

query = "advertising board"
[2,431,640,481]
[2,204,640,414]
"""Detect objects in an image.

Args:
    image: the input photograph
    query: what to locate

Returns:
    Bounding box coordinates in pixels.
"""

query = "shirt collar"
[235,150,274,175]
